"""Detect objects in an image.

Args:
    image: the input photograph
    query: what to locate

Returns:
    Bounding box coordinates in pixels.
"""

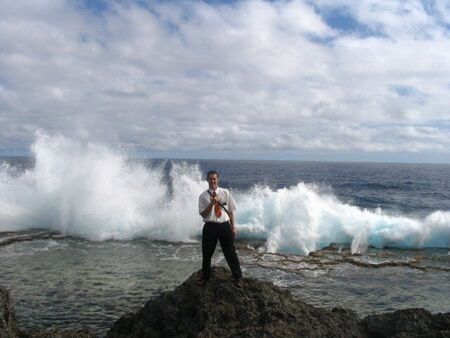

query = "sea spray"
[0,134,205,241]
[237,183,449,254]
[0,134,449,254]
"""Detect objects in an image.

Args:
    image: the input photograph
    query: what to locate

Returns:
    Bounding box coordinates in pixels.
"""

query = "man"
[198,170,243,287]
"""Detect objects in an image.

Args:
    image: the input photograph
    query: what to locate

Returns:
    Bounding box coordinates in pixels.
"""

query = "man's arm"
[229,211,235,228]
[200,200,214,218]
[229,211,237,238]
[227,190,237,238]
[200,195,220,218]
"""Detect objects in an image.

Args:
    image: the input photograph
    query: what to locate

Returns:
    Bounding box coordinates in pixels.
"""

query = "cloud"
[0,0,449,161]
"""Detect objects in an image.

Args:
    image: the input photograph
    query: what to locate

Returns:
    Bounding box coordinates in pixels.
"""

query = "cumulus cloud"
[0,0,449,161]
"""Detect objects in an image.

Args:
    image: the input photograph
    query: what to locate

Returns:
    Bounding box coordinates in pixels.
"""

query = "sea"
[0,135,449,336]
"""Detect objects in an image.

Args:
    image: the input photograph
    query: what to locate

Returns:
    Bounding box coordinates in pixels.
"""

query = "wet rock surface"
[1,288,20,338]
[107,267,450,338]
[363,308,450,338]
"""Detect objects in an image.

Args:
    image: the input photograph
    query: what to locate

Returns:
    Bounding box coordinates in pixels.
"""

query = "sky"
[0,0,450,162]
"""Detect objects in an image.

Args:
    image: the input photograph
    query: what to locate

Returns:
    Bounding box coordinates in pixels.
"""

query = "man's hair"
[207,170,219,179]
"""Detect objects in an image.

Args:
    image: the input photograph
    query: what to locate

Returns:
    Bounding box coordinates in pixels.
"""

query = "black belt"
[205,221,230,225]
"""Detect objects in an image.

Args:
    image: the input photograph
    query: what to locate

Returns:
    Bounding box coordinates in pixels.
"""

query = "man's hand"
[231,226,237,239]
[229,211,236,239]
[201,196,219,218]
[210,195,220,204]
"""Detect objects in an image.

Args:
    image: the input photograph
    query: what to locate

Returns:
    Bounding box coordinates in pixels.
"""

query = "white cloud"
[0,0,449,160]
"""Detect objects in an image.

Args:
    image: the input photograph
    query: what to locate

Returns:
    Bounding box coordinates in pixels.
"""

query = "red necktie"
[212,191,222,217]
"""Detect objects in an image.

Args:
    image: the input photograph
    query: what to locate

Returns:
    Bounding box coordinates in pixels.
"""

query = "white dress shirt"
[198,187,237,223]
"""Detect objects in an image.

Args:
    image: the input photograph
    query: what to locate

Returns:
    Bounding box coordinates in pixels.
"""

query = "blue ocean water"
[1,149,449,252]
[4,156,450,216]
[0,136,449,335]
[177,159,450,216]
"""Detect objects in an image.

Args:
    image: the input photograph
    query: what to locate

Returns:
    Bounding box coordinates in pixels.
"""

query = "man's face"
[207,174,219,190]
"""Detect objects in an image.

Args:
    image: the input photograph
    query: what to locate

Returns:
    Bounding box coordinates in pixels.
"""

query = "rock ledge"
[2,267,449,337]
[107,267,450,338]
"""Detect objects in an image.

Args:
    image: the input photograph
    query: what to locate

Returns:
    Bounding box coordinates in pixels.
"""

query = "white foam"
[0,133,449,254]
[237,183,449,254]
[0,133,205,241]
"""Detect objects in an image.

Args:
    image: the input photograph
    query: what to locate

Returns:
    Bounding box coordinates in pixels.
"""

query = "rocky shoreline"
[2,267,449,337]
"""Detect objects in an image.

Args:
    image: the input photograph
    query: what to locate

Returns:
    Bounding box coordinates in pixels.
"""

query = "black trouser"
[202,221,242,280]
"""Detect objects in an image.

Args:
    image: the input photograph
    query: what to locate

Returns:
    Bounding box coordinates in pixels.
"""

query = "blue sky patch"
[316,5,385,38]
[306,33,335,45]
[78,0,109,14]
[391,85,420,97]
[390,85,427,105]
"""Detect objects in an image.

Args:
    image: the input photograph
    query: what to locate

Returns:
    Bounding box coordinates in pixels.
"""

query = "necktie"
[212,191,222,217]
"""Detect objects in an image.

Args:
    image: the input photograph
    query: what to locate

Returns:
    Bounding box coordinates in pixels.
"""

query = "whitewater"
[0,133,449,255]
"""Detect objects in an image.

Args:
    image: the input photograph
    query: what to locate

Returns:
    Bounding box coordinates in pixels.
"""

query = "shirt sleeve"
[227,190,237,212]
[198,192,209,215]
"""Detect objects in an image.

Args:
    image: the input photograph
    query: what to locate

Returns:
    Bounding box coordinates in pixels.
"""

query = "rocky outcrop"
[363,308,450,338]
[107,267,450,338]
[0,287,20,338]
[107,267,366,337]
[3,268,450,338]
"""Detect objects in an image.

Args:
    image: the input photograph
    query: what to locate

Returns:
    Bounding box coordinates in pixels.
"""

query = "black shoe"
[234,278,243,288]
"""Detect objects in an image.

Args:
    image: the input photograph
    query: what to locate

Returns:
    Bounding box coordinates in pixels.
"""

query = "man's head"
[207,170,219,190]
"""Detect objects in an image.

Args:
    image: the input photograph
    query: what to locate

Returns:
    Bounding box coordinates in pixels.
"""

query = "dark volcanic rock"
[107,267,367,338]
[3,269,450,338]
[21,328,96,338]
[1,287,20,338]
[107,267,450,338]
[363,308,450,338]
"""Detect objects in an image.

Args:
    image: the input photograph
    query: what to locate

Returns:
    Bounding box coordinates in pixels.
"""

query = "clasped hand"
[210,195,221,204]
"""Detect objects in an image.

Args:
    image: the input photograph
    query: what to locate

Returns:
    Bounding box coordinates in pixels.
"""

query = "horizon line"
[1,154,450,166]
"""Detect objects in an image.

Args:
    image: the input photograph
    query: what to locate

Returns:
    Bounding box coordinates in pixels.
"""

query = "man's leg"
[218,222,242,280]
[202,222,218,280]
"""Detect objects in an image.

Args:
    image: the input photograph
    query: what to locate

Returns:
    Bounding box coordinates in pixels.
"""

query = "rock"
[107,267,368,338]
[3,269,450,338]
[363,308,450,338]
[22,328,96,338]
[107,267,450,338]
[0,287,20,338]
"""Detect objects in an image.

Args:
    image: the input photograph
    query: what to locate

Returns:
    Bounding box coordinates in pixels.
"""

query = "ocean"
[0,135,449,336]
